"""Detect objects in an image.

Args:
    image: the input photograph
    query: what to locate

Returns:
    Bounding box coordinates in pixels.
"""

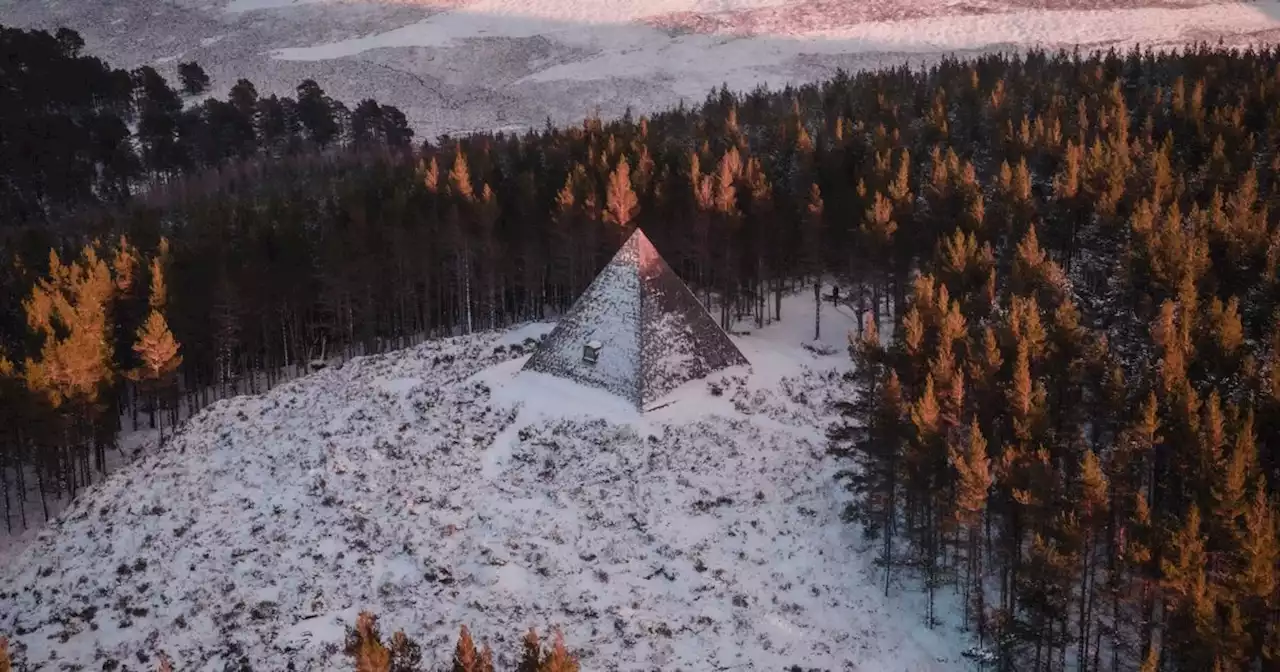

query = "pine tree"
[475,183,501,330]
[113,235,140,294]
[177,62,209,96]
[0,636,10,672]
[0,355,24,533]
[388,631,422,672]
[1015,528,1076,670]
[538,630,579,672]
[908,369,948,626]
[516,628,541,672]
[864,368,906,596]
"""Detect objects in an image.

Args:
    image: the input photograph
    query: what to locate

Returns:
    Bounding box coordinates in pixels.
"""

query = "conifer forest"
[7,19,1280,672]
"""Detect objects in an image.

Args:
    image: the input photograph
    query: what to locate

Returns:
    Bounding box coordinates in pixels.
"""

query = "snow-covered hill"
[0,295,967,671]
[1,0,1278,137]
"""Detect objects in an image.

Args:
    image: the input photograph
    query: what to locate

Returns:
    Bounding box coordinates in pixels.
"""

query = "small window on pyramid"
[583,340,602,364]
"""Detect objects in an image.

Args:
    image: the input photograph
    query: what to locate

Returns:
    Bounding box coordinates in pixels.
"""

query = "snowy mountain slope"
[1,0,1278,137]
[0,294,968,671]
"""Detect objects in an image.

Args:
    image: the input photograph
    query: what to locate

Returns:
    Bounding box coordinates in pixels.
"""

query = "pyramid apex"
[622,226,658,257]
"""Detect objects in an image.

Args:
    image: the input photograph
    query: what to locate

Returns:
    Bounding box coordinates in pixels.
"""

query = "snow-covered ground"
[0,293,968,671]
[1,0,1278,137]
[0,428,161,572]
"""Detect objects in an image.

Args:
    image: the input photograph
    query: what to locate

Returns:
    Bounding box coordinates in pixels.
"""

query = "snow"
[530,1,1280,100]
[493,320,555,346]
[269,1,1280,103]
[272,0,1279,58]
[224,0,342,13]
[0,291,964,671]
[0,424,161,565]
[3,0,1277,139]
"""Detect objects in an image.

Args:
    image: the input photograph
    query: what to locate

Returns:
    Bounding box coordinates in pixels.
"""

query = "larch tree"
[452,625,480,672]
[345,611,391,672]
[1235,482,1280,663]
[951,416,993,639]
[806,183,825,338]
[604,157,638,239]
[22,243,121,503]
[861,190,897,320]
[1075,448,1109,671]
[130,250,183,443]
[1162,504,1216,669]
[448,147,476,333]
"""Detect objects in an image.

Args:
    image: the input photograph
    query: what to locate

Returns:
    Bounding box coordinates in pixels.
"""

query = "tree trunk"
[36,465,49,522]
[2,451,11,534]
[814,281,821,340]
[774,276,782,322]
[1079,534,1091,671]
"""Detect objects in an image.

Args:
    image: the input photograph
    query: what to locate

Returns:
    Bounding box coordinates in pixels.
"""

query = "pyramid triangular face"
[523,228,748,408]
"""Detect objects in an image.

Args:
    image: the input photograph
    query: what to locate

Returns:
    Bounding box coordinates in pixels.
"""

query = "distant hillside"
[0,0,1277,136]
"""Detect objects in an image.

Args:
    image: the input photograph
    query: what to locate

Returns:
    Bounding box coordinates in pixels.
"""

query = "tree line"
[0,614,582,672]
[5,20,1280,672]
[832,44,1280,672]
[0,24,412,231]
[0,22,415,529]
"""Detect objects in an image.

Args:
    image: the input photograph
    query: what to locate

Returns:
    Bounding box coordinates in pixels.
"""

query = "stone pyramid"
[523,227,749,408]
